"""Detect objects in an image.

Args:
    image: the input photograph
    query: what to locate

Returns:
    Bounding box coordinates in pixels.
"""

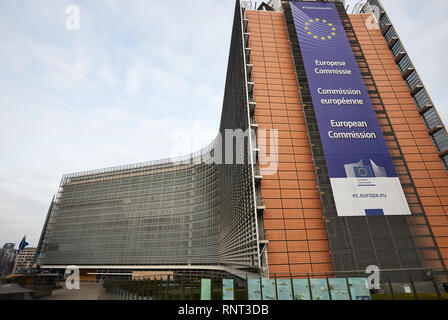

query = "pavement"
[38,282,105,300]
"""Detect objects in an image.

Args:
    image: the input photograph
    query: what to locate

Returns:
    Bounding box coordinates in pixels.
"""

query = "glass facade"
[38,0,261,273]
[41,152,220,266]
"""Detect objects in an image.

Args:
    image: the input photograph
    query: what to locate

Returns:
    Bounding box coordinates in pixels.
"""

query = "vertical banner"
[310,279,330,300]
[292,279,311,300]
[348,278,372,300]
[248,279,262,300]
[290,1,411,217]
[200,279,211,300]
[276,279,293,300]
[222,279,235,300]
[329,278,350,300]
[261,279,277,300]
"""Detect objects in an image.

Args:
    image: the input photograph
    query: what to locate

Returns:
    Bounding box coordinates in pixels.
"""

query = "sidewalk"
[38,282,103,300]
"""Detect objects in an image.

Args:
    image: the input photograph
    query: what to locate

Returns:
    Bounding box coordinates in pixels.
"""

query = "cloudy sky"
[0,0,446,248]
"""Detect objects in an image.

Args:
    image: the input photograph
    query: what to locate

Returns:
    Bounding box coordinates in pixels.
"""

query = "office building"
[12,247,36,274]
[36,0,448,284]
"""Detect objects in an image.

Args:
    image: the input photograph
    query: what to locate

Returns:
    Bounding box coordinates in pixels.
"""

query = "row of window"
[57,196,218,212]
[53,207,218,226]
[63,164,215,192]
[54,198,219,218]
[60,179,218,204]
[63,169,217,195]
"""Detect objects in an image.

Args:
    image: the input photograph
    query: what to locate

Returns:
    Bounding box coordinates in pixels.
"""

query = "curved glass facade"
[38,0,262,273]
[41,147,220,266]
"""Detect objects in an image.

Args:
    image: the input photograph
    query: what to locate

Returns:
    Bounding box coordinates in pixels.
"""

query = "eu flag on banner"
[365,209,385,216]
[17,236,29,254]
[354,166,374,178]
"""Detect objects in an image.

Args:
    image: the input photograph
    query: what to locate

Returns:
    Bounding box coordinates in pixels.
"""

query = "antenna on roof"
[257,2,274,11]
[352,0,368,14]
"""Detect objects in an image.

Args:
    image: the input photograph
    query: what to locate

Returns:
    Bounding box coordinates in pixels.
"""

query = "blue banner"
[222,279,234,300]
[200,279,211,300]
[276,279,293,300]
[290,1,410,217]
[348,278,372,300]
[329,278,350,300]
[292,279,311,300]
[262,279,277,300]
[310,279,330,300]
[248,279,262,300]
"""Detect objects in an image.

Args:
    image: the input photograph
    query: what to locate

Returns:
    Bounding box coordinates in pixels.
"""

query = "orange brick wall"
[350,14,448,269]
[246,10,333,277]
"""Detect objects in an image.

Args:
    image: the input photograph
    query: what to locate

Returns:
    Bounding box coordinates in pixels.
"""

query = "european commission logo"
[304,18,336,40]
[354,166,374,178]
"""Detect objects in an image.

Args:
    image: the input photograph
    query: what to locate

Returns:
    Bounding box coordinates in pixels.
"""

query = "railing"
[103,274,247,300]
[101,269,448,300]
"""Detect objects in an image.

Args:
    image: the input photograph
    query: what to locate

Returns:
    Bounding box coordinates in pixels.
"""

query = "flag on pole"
[17,236,29,255]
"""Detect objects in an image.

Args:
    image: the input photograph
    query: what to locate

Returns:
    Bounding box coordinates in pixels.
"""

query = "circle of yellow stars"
[357,167,369,177]
[304,18,336,40]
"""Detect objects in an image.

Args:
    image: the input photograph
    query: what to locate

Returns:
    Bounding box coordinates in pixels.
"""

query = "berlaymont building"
[36,0,448,290]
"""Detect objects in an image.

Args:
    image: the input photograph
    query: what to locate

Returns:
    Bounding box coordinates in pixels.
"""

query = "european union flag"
[17,236,29,254]
[365,209,385,216]
[354,166,374,178]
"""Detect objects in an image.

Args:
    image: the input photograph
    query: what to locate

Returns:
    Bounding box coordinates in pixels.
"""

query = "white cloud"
[98,66,118,87]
